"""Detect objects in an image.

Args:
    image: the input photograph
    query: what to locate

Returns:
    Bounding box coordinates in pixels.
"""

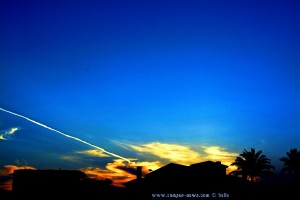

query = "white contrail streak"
[0,107,131,163]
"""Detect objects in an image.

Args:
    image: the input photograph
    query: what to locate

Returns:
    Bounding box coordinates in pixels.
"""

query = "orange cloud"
[0,165,37,191]
[80,159,162,187]
[0,165,36,176]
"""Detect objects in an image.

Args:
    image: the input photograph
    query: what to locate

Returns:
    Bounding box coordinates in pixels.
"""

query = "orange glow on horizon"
[0,179,12,191]
[0,165,37,191]
[0,143,239,191]
[80,159,163,187]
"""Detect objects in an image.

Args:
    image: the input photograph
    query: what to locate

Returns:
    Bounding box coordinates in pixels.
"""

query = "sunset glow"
[1,0,299,193]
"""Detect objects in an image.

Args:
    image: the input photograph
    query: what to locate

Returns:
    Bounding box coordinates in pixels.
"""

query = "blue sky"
[0,0,299,188]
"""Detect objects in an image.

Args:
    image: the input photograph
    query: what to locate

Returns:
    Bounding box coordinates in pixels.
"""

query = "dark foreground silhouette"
[1,161,299,199]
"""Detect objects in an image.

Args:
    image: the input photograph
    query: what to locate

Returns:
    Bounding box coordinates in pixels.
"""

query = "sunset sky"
[0,0,299,189]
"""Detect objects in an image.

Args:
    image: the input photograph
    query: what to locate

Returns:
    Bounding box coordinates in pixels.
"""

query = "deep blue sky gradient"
[1,0,299,172]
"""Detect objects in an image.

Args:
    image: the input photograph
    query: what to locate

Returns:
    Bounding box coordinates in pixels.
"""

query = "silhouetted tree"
[280,148,300,176]
[230,148,275,182]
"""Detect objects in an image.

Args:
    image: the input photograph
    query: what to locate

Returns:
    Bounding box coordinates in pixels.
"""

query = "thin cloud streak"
[0,127,20,140]
[60,155,81,162]
[0,107,130,163]
[76,149,110,157]
[8,127,19,135]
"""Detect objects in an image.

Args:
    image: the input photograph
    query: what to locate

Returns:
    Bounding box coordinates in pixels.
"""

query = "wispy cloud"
[76,149,110,157]
[60,155,81,162]
[201,146,238,172]
[80,159,163,187]
[8,127,19,135]
[123,142,238,173]
[60,149,110,163]
[0,127,21,140]
[0,165,37,191]
[128,142,203,165]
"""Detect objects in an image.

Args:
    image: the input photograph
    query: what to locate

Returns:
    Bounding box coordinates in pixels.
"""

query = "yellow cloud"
[8,127,19,135]
[60,149,109,163]
[202,146,238,173]
[76,149,110,157]
[0,127,20,140]
[0,135,6,140]
[124,142,238,173]
[128,142,202,165]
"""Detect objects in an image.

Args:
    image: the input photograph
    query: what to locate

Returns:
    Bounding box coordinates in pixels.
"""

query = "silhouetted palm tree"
[230,148,275,182]
[280,148,300,176]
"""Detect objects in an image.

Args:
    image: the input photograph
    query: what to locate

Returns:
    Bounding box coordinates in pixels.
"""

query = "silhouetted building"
[124,161,249,199]
[12,169,126,197]
[136,166,142,180]
[189,161,227,177]
[13,169,87,194]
